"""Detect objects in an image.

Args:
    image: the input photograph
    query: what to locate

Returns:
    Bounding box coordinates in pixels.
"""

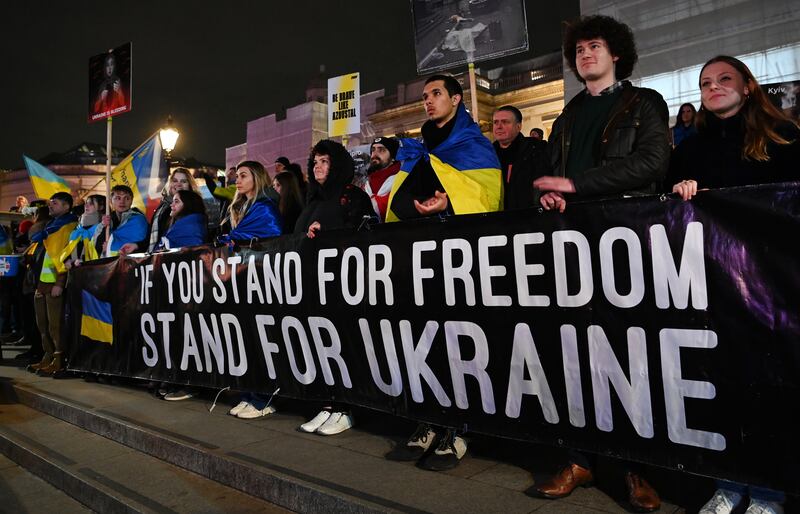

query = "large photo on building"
[411,0,529,74]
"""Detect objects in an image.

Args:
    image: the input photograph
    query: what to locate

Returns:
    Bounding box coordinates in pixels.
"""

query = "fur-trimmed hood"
[306,139,355,201]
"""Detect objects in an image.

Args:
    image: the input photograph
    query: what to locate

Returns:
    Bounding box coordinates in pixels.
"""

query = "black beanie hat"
[370,136,399,160]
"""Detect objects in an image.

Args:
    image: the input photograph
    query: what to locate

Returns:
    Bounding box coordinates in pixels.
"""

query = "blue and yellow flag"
[30,214,78,275]
[81,289,113,344]
[386,103,502,222]
[23,155,72,201]
[111,133,168,218]
[60,224,100,264]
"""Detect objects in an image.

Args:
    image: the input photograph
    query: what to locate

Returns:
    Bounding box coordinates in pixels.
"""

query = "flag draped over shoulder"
[105,210,148,257]
[220,197,282,243]
[111,133,168,219]
[385,104,502,222]
[23,155,71,201]
[30,214,78,274]
[159,213,207,249]
[81,289,113,344]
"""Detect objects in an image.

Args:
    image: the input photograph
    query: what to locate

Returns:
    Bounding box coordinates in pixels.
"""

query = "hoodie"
[294,139,376,234]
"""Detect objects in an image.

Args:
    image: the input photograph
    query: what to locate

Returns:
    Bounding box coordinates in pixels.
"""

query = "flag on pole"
[110,133,168,219]
[23,155,72,201]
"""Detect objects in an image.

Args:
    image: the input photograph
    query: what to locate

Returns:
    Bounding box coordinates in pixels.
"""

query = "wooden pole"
[468,62,478,122]
[105,116,112,243]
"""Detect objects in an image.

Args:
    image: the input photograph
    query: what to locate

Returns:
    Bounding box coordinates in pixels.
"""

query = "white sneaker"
[699,489,743,514]
[236,404,276,419]
[299,410,331,433]
[228,401,249,416]
[745,499,784,514]
[315,411,354,436]
[164,389,194,401]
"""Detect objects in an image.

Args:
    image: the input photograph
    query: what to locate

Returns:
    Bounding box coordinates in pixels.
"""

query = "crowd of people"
[1,14,798,514]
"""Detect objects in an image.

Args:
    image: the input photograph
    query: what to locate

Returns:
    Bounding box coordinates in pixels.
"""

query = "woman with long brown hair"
[670,55,796,514]
[147,167,200,252]
[221,160,282,242]
[272,171,304,234]
[670,55,799,201]
[671,102,697,148]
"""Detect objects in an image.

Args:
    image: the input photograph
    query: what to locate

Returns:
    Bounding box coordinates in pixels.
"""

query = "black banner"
[69,183,800,494]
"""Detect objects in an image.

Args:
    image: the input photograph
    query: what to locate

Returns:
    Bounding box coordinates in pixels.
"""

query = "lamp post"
[159,116,180,165]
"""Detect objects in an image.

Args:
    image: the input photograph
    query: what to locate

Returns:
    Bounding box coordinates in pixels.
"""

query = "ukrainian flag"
[30,213,79,275]
[23,155,71,200]
[60,225,100,264]
[111,133,168,217]
[81,289,113,344]
[386,103,502,222]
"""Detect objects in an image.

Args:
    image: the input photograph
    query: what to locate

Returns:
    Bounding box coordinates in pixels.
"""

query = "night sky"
[1,1,576,170]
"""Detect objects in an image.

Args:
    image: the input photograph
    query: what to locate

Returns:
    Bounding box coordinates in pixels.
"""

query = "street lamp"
[159,116,180,159]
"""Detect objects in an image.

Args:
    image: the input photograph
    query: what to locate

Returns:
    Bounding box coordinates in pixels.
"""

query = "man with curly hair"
[528,15,668,512]
[533,15,670,214]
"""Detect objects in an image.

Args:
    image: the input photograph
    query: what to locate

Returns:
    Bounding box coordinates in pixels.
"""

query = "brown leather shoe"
[626,472,660,512]
[37,352,63,377]
[27,353,52,373]
[529,463,593,499]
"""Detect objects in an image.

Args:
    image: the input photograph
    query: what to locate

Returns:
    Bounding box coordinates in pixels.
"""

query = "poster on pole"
[327,72,360,137]
[88,42,132,122]
[411,0,529,74]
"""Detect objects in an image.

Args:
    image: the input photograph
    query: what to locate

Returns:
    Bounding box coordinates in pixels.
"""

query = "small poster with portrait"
[88,42,132,122]
[762,80,800,123]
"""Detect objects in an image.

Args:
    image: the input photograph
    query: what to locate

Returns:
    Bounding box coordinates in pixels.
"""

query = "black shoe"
[385,423,437,461]
[14,349,35,360]
[418,429,467,471]
[52,368,74,379]
[1,332,23,343]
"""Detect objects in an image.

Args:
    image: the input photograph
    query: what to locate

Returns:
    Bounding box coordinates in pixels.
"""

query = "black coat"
[549,81,670,199]
[667,112,800,189]
[294,141,376,234]
[493,134,549,210]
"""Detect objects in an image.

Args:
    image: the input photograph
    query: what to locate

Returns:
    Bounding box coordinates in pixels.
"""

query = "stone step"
[0,364,694,513]
[0,395,288,514]
[0,453,93,514]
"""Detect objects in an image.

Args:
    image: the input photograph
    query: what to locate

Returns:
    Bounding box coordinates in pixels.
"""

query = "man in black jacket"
[491,105,548,210]
[528,15,667,512]
[533,15,669,213]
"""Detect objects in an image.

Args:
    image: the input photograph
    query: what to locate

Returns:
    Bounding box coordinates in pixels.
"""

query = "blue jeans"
[717,480,785,503]
[240,392,268,410]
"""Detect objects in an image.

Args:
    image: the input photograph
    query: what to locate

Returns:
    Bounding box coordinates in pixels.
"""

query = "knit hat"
[370,137,399,160]
[275,156,291,168]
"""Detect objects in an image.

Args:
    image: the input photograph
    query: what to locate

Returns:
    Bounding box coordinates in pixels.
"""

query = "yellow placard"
[327,72,360,137]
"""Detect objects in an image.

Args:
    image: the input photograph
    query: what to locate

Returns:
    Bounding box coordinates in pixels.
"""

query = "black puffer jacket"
[549,81,670,198]
[294,139,376,234]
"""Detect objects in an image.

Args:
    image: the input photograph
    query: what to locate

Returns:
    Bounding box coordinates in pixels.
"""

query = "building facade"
[225,53,566,176]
